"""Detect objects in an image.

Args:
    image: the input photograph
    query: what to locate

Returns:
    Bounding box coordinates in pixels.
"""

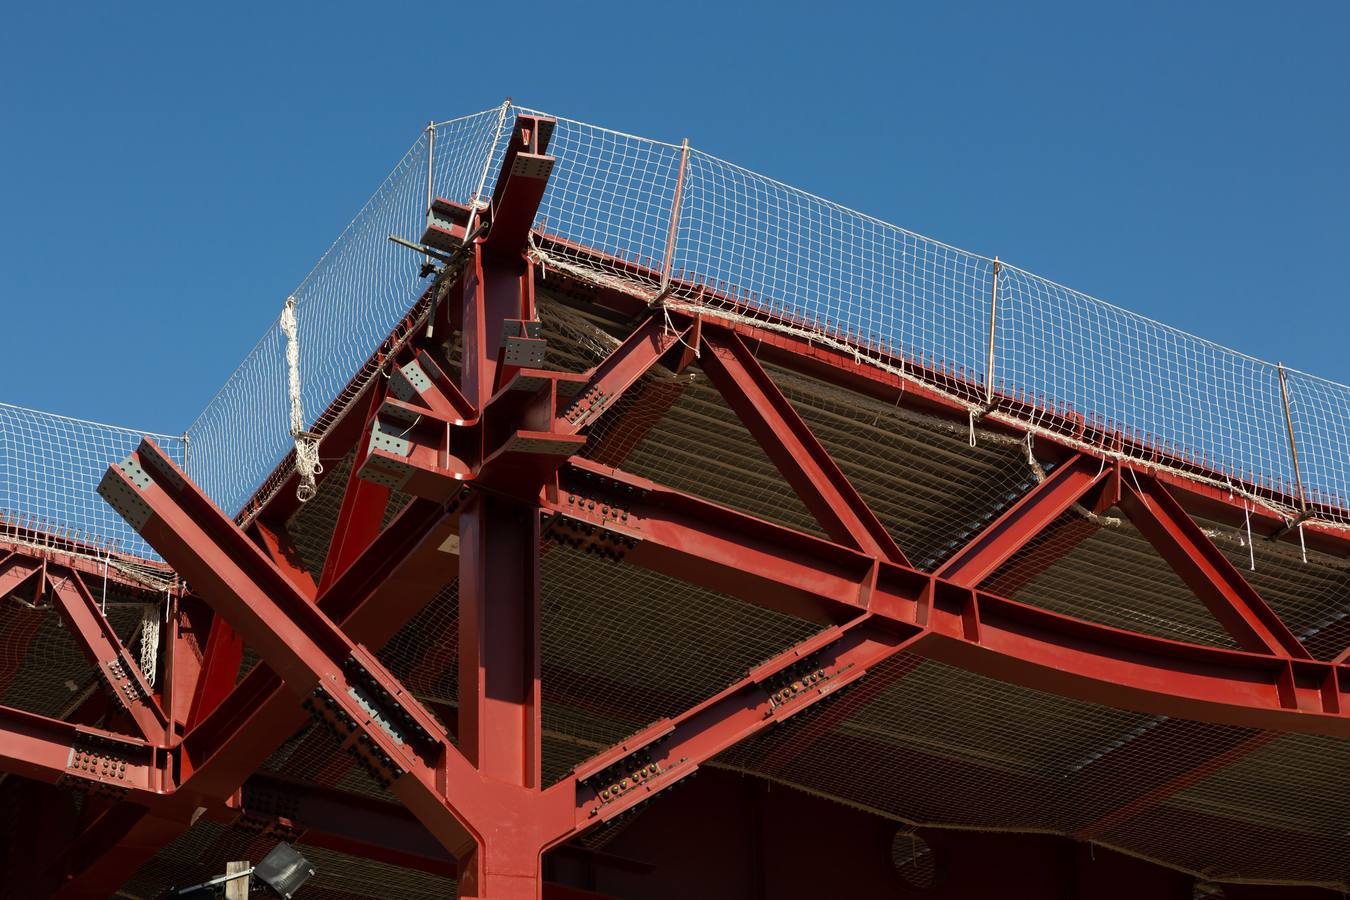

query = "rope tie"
[280,297,323,502]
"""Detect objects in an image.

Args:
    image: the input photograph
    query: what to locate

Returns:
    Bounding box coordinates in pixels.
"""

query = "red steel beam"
[0,553,50,698]
[483,114,556,262]
[557,614,924,829]
[556,315,691,434]
[0,551,47,602]
[457,492,541,788]
[179,496,458,800]
[98,441,485,854]
[699,328,909,564]
[160,594,209,736]
[44,565,168,744]
[544,459,1350,737]
[1119,472,1310,659]
[233,773,457,875]
[554,457,871,626]
[759,453,1109,773]
[456,492,549,900]
[0,703,164,799]
[179,516,314,734]
[317,385,393,593]
[935,454,1109,587]
[180,615,244,731]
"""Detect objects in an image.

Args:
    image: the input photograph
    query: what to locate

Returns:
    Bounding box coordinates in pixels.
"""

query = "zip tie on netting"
[1025,432,1036,467]
[968,410,977,448]
[280,297,323,502]
[1298,522,1308,564]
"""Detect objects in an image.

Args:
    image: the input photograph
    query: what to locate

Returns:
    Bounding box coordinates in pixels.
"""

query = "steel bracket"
[61,730,147,799]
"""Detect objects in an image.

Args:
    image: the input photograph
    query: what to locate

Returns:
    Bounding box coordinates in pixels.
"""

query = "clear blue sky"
[2,1,1346,434]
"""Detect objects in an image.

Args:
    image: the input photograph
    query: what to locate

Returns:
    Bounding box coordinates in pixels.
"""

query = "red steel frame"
[0,112,1347,898]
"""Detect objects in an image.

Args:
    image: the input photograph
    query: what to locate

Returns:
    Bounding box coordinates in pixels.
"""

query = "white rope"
[280,297,322,502]
[138,603,160,688]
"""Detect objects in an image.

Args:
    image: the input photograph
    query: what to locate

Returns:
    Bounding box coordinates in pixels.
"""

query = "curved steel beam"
[549,459,1350,738]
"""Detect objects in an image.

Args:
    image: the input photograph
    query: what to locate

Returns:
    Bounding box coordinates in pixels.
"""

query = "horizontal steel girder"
[545,458,1350,737]
[0,704,165,800]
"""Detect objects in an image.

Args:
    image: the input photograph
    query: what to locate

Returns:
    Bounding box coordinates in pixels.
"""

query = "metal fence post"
[659,138,691,299]
[984,257,1001,406]
[1277,363,1308,512]
[423,120,436,268]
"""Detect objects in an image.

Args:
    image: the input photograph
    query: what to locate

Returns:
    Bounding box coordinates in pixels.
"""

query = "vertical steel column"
[457,139,550,890]
[457,495,540,785]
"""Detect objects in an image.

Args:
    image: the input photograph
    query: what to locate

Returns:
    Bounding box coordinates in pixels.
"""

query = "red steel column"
[457,237,546,898]
[455,112,558,899]
[456,493,544,900]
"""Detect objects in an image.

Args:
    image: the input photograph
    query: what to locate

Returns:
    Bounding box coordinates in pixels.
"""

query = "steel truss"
[0,113,1347,898]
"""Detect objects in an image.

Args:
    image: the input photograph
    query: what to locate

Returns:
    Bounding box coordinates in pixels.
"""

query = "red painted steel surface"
[0,110,1345,898]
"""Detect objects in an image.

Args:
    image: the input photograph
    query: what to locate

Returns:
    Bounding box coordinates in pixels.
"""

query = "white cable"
[280,297,323,502]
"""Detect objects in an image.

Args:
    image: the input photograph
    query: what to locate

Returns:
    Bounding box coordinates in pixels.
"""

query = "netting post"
[984,257,1001,406]
[1276,363,1308,512]
[659,137,691,297]
[465,99,513,239]
[423,120,436,269]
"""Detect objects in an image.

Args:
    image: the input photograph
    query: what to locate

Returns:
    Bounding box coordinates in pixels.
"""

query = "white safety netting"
[3,101,1347,566]
[0,402,185,564]
[184,107,506,518]
[515,110,1349,531]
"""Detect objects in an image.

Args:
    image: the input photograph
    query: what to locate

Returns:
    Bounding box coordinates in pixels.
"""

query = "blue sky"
[1,1,1346,434]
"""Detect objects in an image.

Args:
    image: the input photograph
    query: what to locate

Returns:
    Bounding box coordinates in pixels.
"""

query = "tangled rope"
[280,297,323,502]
